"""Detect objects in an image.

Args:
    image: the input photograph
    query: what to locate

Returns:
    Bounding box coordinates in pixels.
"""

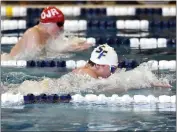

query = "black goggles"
[56,22,64,27]
[110,66,117,74]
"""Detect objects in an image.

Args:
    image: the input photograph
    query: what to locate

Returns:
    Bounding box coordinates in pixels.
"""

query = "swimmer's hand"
[151,83,172,88]
[68,43,92,52]
[66,37,93,52]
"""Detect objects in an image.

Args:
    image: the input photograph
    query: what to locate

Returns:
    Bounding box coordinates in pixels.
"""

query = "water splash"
[1,31,79,60]
[2,65,175,95]
[1,71,43,93]
[1,71,42,84]
[44,32,86,59]
[5,72,95,95]
[44,32,74,58]
[85,65,174,94]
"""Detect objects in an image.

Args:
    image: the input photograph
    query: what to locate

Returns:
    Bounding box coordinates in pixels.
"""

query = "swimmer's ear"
[95,64,99,69]
[95,64,101,69]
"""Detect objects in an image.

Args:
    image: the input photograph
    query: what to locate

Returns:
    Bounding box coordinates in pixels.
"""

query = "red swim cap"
[40,6,64,24]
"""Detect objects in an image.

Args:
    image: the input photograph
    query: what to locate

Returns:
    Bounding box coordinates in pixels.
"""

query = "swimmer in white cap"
[74,44,118,79]
[4,44,171,95]
[73,44,172,88]
[2,6,92,60]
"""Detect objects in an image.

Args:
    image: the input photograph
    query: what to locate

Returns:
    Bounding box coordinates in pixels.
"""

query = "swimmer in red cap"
[3,6,92,60]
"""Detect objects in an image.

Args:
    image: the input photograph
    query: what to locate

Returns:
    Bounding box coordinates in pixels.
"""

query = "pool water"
[1,44,176,131]
[1,104,176,131]
[1,4,176,130]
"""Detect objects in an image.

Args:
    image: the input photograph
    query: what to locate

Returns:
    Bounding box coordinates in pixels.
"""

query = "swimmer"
[73,44,118,79]
[3,44,172,95]
[2,6,92,60]
[73,44,172,88]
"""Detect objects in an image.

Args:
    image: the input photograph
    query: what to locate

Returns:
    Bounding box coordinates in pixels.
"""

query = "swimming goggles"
[110,65,117,74]
[57,22,64,27]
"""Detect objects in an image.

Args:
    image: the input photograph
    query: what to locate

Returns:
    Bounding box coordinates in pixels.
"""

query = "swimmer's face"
[96,65,112,78]
[48,23,63,37]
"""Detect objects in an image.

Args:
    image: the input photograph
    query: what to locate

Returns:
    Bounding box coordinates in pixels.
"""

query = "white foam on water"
[1,60,175,110]
[44,32,76,59]
[85,65,172,94]
[2,64,173,96]
[4,72,95,95]
[1,92,24,107]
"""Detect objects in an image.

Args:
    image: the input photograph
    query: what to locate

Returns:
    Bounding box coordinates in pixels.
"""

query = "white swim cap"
[90,44,118,66]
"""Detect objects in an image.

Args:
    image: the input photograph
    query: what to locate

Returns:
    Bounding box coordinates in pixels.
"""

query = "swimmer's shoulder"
[22,26,42,45]
[73,67,98,79]
[16,27,40,44]
[19,27,40,42]
[25,26,40,37]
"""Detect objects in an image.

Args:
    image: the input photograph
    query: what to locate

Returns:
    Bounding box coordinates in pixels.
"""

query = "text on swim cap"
[41,9,59,19]
[96,46,108,59]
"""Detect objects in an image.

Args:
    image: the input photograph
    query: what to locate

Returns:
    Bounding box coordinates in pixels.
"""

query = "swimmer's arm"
[151,82,172,88]
[10,28,42,56]
[62,37,93,52]
[67,44,92,52]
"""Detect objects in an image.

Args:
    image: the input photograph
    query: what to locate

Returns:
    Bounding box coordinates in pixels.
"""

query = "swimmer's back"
[10,26,45,56]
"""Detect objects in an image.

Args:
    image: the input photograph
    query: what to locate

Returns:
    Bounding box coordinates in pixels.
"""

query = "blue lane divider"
[149,20,176,30]
[87,20,176,30]
[136,8,162,16]
[1,29,26,34]
[2,19,176,34]
[1,37,176,49]
[26,8,43,28]
[94,37,176,47]
[27,60,66,67]
[3,7,172,20]
[118,59,139,71]
[24,94,72,104]
[167,39,176,48]
[95,37,130,46]
[26,59,139,69]
[81,8,106,17]
[9,7,173,18]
